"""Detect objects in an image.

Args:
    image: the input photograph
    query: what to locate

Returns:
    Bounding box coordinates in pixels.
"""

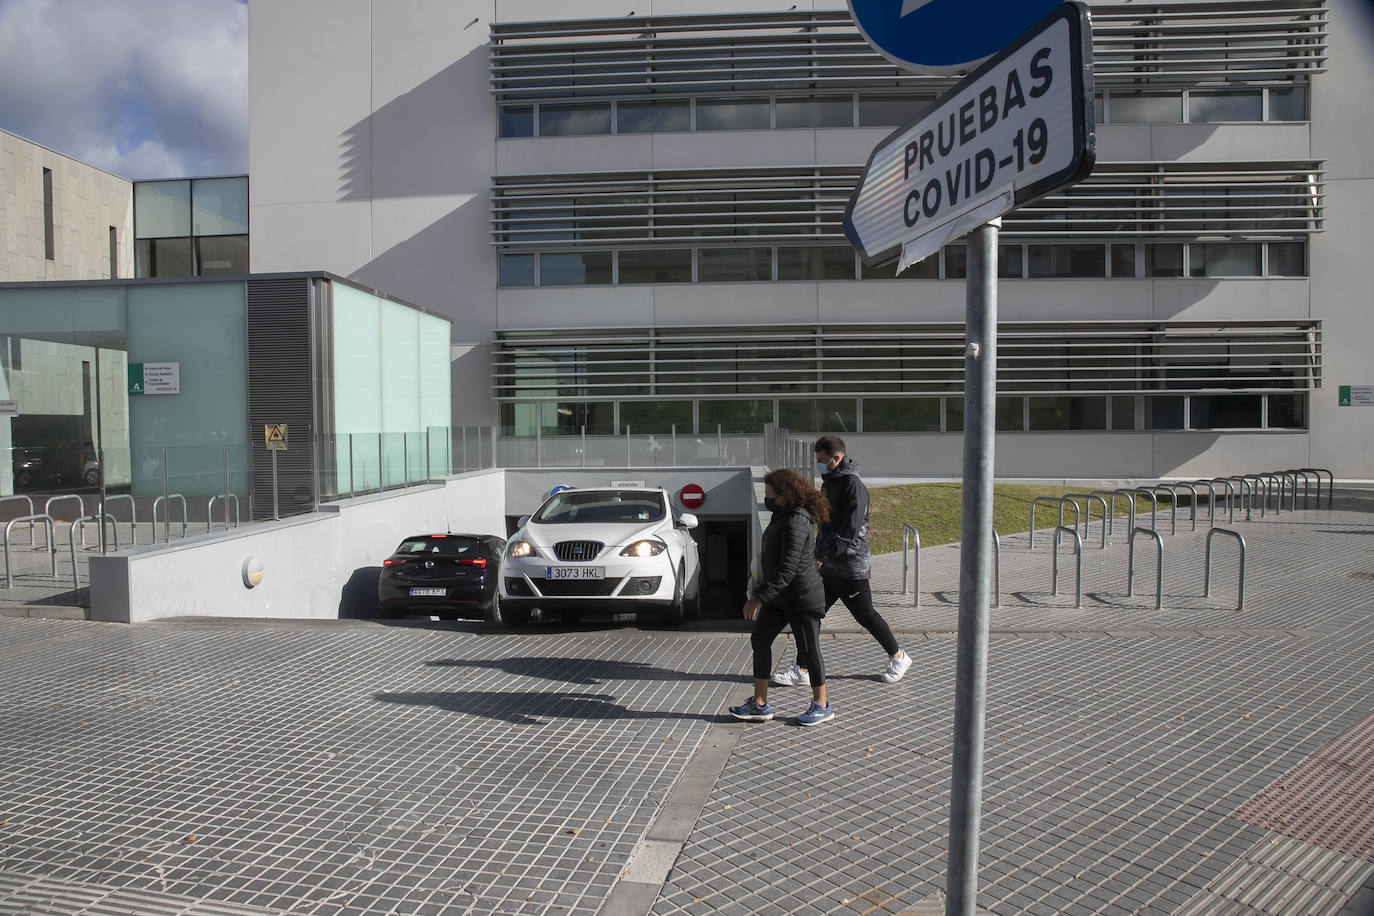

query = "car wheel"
[482,597,502,624]
[657,562,687,627]
[499,601,532,627]
[83,467,99,486]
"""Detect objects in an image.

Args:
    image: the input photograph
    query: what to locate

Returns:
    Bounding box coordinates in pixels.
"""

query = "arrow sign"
[844,3,1095,271]
[850,0,1066,72]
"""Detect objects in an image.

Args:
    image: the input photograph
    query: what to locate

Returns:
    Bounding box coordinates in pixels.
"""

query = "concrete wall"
[0,129,133,281]
[89,469,507,623]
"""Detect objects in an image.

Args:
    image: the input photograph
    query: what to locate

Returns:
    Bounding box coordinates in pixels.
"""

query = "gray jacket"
[815,456,872,580]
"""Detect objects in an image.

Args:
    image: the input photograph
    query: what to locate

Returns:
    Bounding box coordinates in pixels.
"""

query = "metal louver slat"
[246,277,315,521]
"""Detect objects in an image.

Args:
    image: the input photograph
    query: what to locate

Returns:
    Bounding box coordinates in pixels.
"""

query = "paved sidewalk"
[1,491,1373,914]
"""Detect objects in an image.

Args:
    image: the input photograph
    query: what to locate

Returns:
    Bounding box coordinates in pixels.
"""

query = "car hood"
[521,519,668,546]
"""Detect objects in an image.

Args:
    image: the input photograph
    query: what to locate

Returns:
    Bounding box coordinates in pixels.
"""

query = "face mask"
[763,496,779,512]
[815,462,828,477]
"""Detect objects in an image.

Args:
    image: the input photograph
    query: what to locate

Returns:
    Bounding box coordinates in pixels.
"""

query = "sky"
[0,0,247,180]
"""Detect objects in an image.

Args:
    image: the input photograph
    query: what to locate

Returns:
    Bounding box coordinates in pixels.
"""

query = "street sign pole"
[947,219,998,916]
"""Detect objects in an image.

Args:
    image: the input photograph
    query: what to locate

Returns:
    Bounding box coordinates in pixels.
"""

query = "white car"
[499,487,701,626]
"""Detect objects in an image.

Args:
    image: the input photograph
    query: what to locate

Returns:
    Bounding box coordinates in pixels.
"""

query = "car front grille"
[537,579,619,597]
[553,540,604,562]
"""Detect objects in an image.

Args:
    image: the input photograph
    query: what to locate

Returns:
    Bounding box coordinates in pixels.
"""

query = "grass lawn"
[867,482,1182,555]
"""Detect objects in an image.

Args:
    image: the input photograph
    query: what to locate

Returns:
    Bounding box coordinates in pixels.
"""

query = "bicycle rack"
[74,514,120,555]
[98,494,137,547]
[1204,528,1246,610]
[1065,493,1108,548]
[1110,489,1138,539]
[1029,496,1079,549]
[67,516,117,589]
[1259,472,1283,513]
[1128,527,1164,610]
[152,493,189,542]
[1050,525,1083,609]
[1088,489,1123,536]
[1173,481,1200,532]
[1132,488,1159,531]
[44,494,84,523]
[1212,478,1238,524]
[0,496,37,547]
[992,530,1001,609]
[1275,471,1298,512]
[1226,477,1253,520]
[206,493,241,534]
[901,525,920,607]
[1146,484,1180,535]
[1297,467,1333,508]
[4,514,56,587]
[1286,469,1317,509]
[1191,480,1219,527]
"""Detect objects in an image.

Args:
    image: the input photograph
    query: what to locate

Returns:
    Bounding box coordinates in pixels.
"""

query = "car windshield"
[395,536,483,557]
[533,490,666,524]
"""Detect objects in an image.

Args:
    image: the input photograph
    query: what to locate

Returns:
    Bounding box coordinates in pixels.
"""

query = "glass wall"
[135,177,249,278]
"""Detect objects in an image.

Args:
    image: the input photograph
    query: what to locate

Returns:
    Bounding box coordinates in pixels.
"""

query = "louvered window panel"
[492,162,1322,247]
[489,2,1326,101]
[493,323,1320,399]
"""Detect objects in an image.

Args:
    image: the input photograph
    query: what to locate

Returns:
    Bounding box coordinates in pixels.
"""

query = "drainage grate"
[1234,711,1374,860]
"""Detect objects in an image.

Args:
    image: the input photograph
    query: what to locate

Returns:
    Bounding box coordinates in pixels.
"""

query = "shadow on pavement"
[374,689,724,725]
[424,655,747,686]
[338,566,383,619]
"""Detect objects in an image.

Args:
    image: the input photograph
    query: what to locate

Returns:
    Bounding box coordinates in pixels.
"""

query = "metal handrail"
[1088,489,1123,536]
[1173,482,1200,532]
[0,496,37,547]
[1204,528,1246,610]
[1065,492,1108,548]
[992,530,1001,609]
[98,494,137,547]
[901,525,920,607]
[1050,525,1083,609]
[206,493,241,534]
[4,514,56,587]
[1297,467,1333,508]
[1128,526,1164,610]
[1132,488,1159,531]
[1147,484,1179,535]
[1029,496,1079,550]
[152,493,189,542]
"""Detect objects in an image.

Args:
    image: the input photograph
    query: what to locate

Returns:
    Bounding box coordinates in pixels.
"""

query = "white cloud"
[0,0,247,179]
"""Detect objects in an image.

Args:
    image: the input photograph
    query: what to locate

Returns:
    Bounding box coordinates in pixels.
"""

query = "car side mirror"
[517,515,531,528]
[678,513,699,529]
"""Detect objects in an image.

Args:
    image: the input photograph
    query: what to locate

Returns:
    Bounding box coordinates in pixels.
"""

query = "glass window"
[538,102,611,136]
[776,97,853,129]
[995,397,1024,431]
[499,253,535,287]
[1189,243,1261,278]
[134,237,193,278]
[1188,90,1262,123]
[778,398,857,432]
[134,180,191,238]
[194,235,248,275]
[945,245,967,279]
[946,397,963,432]
[999,244,1023,279]
[1027,244,1105,278]
[536,489,666,524]
[1267,393,1305,429]
[1110,244,1137,278]
[699,399,774,434]
[1268,86,1307,121]
[191,177,248,236]
[548,402,614,434]
[540,251,613,286]
[1111,396,1135,430]
[857,94,935,127]
[619,400,693,434]
[698,247,772,282]
[696,98,769,131]
[1267,242,1306,277]
[1028,396,1107,430]
[1189,394,1262,429]
[1109,92,1182,124]
[1145,244,1184,277]
[617,100,690,133]
[618,249,692,283]
[1147,396,1185,430]
[778,246,856,280]
[862,398,941,432]
[499,105,534,138]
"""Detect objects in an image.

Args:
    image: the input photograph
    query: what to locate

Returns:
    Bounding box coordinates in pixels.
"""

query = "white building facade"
[247,0,1374,478]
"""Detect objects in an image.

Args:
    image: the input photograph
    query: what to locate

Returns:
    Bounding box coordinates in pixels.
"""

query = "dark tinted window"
[535,490,666,523]
[397,536,484,556]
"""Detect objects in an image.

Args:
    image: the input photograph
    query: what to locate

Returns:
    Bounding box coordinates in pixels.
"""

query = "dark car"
[377,533,506,622]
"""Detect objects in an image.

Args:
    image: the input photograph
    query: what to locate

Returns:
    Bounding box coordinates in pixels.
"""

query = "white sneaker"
[771,663,811,687]
[881,650,912,683]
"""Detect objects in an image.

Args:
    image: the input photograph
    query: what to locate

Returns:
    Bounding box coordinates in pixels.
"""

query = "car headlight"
[620,539,667,557]
[507,539,538,558]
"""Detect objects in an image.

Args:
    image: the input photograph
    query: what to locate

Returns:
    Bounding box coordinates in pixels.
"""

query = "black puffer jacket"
[753,506,825,615]
[815,457,872,580]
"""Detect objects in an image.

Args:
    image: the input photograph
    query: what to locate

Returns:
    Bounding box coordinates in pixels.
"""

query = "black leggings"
[752,603,825,687]
[823,577,900,657]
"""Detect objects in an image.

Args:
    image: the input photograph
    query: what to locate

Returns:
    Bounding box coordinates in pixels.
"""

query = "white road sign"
[844,3,1095,271]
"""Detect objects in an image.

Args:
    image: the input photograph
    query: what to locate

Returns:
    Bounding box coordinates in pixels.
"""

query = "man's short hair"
[814,434,846,456]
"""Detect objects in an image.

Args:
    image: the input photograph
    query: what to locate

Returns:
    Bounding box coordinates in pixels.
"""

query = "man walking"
[773,435,912,686]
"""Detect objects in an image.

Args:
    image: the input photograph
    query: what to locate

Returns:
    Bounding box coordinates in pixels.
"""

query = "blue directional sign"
[848,0,1067,72]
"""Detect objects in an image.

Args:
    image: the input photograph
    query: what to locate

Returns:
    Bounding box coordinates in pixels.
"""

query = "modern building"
[245,1,1368,479]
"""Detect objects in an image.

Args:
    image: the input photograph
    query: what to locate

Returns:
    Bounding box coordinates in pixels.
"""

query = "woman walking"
[730,468,835,726]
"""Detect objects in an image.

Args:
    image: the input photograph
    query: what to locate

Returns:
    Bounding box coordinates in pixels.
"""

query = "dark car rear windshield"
[534,490,666,524]
[395,536,484,557]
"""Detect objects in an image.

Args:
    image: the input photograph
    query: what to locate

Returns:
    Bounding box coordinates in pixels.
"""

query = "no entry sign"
[679,483,706,510]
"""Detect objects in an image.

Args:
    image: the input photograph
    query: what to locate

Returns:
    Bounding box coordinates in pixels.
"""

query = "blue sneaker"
[796,701,835,726]
[729,698,774,721]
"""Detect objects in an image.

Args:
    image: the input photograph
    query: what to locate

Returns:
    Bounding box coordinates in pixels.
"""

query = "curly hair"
[763,468,830,524]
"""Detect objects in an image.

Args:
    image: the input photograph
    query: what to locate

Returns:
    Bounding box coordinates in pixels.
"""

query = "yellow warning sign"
[264,424,288,451]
